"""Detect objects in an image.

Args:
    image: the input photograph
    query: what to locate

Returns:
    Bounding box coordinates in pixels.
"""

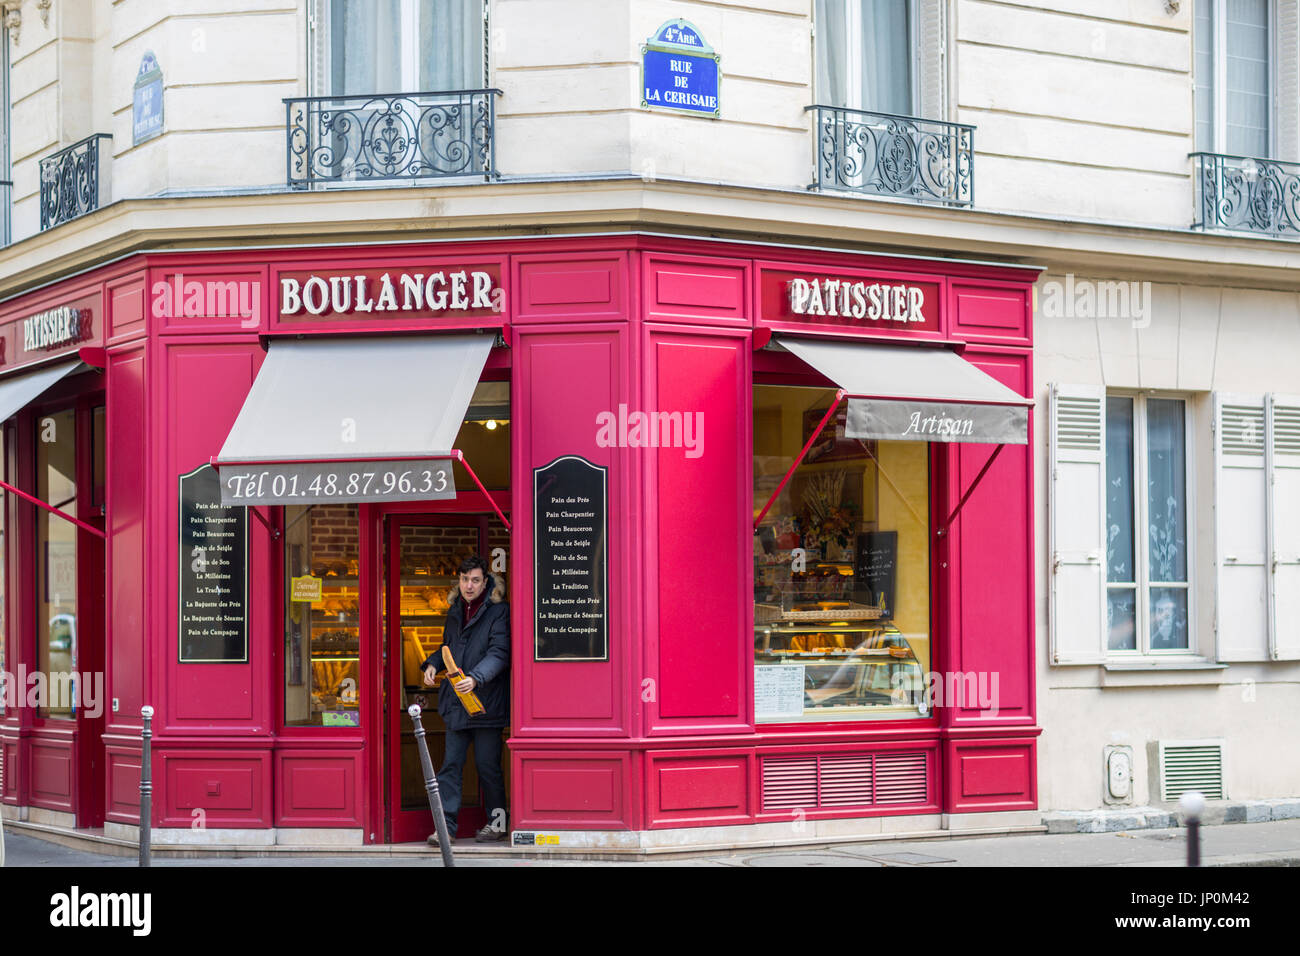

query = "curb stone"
[1043,800,1300,833]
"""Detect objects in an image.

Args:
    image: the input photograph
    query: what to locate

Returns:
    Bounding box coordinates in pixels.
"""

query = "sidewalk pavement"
[4,818,1299,866]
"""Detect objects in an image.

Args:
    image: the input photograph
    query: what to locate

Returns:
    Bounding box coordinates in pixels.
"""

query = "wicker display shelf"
[755,603,883,624]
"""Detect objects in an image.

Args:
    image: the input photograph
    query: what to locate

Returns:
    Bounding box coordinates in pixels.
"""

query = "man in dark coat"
[420,555,510,844]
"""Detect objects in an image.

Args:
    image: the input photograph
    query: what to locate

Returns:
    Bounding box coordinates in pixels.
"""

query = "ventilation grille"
[1055,395,1102,451]
[761,751,928,812]
[1275,404,1300,457]
[1222,405,1265,457]
[1159,741,1225,801]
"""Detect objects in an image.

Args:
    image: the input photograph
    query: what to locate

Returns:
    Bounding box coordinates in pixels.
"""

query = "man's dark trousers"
[436,726,506,837]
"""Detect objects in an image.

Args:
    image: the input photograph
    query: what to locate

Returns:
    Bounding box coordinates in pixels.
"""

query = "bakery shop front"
[0,234,1041,848]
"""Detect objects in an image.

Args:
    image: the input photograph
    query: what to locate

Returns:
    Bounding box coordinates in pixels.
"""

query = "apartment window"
[815,0,916,115]
[314,0,487,95]
[1195,0,1273,156]
[1105,396,1191,653]
[1049,387,1196,663]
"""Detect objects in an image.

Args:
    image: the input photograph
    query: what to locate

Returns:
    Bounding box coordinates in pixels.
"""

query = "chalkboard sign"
[853,531,897,618]
[178,464,249,662]
[533,456,608,661]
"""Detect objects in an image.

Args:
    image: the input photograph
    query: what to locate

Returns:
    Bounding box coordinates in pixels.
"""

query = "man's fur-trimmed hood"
[447,572,506,607]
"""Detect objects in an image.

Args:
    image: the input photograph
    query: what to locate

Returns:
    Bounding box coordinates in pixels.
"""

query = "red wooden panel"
[514,333,622,732]
[645,255,749,325]
[106,749,141,820]
[162,344,270,729]
[160,751,270,826]
[950,283,1031,346]
[949,352,1034,724]
[30,742,75,808]
[514,754,629,828]
[108,276,146,341]
[945,739,1037,812]
[2,739,20,801]
[108,350,146,723]
[960,754,1028,797]
[513,254,627,322]
[154,266,269,334]
[277,753,362,825]
[649,331,748,725]
[655,761,746,812]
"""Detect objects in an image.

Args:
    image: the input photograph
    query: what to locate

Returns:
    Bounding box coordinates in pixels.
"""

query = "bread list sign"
[179,464,248,662]
[533,456,608,661]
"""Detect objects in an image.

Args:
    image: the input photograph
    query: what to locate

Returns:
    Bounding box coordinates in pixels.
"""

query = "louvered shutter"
[1269,393,1300,659]
[917,0,947,120]
[1049,384,1105,664]
[1214,393,1270,661]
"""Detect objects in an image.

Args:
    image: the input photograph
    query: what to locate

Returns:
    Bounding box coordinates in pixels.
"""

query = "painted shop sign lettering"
[845,399,1029,445]
[760,268,941,333]
[533,456,609,662]
[218,459,456,506]
[641,19,720,117]
[179,464,249,663]
[278,267,503,321]
[22,306,93,352]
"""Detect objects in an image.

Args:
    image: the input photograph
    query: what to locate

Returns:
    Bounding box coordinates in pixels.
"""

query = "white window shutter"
[917,0,947,120]
[1214,392,1270,661]
[1275,0,1299,161]
[1049,384,1105,664]
[1269,393,1300,659]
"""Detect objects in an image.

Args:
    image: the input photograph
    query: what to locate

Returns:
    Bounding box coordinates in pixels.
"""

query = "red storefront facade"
[0,233,1040,845]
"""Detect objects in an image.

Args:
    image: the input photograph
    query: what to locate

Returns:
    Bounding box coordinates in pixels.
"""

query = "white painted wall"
[1034,275,1300,810]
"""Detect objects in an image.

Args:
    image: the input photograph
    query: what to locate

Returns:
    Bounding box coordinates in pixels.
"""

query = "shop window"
[312,0,487,95]
[283,503,361,727]
[453,381,509,491]
[91,405,105,509]
[36,408,77,718]
[753,385,931,722]
[1105,396,1192,653]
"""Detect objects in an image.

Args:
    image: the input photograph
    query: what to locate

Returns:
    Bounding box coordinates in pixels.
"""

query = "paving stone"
[866,851,956,865]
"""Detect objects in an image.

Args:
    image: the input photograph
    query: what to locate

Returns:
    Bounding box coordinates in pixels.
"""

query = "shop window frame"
[751,350,941,731]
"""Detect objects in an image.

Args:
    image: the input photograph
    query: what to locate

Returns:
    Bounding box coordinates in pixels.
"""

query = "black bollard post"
[409,704,455,867]
[140,705,154,868]
[1180,790,1205,868]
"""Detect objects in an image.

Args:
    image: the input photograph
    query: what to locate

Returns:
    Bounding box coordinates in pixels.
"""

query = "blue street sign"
[641,19,720,118]
[133,51,164,146]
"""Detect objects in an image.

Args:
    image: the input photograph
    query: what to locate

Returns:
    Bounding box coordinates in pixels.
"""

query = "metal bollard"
[1180,790,1205,868]
[409,704,455,867]
[139,705,154,868]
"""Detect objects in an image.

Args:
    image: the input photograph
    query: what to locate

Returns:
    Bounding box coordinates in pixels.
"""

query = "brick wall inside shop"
[308,505,360,569]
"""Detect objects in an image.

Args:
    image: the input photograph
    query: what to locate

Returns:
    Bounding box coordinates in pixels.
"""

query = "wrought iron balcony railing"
[285,89,502,188]
[1191,151,1300,238]
[40,134,112,231]
[0,180,11,247]
[807,105,974,207]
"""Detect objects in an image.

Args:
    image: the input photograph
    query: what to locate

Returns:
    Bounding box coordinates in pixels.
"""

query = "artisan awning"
[780,337,1031,445]
[215,334,494,506]
[0,359,85,422]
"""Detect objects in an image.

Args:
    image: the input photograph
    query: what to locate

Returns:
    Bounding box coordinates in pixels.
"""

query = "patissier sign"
[788,277,926,323]
[278,268,501,318]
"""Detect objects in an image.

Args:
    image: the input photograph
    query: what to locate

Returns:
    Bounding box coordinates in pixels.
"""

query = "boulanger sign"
[277,265,503,322]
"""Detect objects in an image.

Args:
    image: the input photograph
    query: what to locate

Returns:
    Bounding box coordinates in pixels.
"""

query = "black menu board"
[178,464,249,662]
[533,456,608,661]
[854,530,897,619]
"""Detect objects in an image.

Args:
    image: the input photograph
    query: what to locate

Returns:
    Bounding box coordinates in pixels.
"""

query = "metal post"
[1180,790,1205,868]
[409,704,455,867]
[139,705,154,868]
